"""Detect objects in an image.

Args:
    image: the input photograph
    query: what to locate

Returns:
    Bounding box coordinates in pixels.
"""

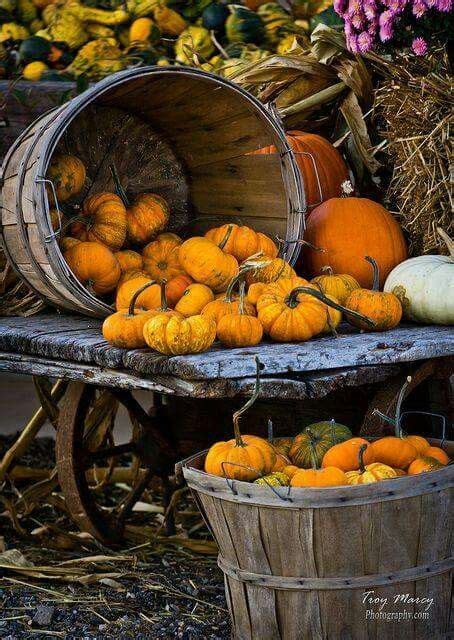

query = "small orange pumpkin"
[175,283,214,317]
[115,249,143,273]
[205,223,278,262]
[216,283,263,348]
[424,447,449,465]
[282,464,300,479]
[116,275,161,311]
[165,274,193,307]
[60,236,81,252]
[47,154,86,203]
[321,437,374,472]
[291,466,347,487]
[72,192,127,251]
[246,282,267,306]
[202,272,256,325]
[142,233,185,281]
[407,456,444,475]
[245,256,296,286]
[345,257,402,331]
[204,359,277,481]
[102,280,157,348]
[118,269,148,287]
[143,313,216,355]
[311,266,360,305]
[64,241,121,295]
[178,227,239,293]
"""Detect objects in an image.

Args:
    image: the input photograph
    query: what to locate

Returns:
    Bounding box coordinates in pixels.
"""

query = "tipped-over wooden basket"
[0,67,304,318]
[179,439,454,640]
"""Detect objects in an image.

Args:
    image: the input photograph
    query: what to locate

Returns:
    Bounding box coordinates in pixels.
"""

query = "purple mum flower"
[334,0,348,16]
[411,37,428,55]
[357,30,373,51]
[412,0,427,17]
[351,10,365,28]
[435,0,452,10]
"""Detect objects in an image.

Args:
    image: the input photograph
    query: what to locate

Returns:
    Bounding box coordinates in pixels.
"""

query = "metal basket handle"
[35,176,63,243]
[220,461,292,502]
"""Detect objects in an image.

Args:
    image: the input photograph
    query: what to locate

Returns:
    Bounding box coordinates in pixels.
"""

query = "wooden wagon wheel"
[360,358,452,436]
[56,381,176,545]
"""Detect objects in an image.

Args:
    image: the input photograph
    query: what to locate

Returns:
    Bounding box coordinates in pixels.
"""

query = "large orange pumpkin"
[303,194,408,288]
[256,132,349,212]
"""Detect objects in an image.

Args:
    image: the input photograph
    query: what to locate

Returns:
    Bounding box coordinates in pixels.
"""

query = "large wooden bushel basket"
[0,67,304,318]
[180,439,454,640]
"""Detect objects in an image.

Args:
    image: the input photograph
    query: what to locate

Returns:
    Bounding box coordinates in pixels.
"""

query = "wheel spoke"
[116,468,153,527]
[87,441,137,464]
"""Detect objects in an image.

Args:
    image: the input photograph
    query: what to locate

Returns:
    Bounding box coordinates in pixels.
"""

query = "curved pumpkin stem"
[128,280,157,316]
[232,356,262,447]
[394,375,412,438]
[110,163,130,209]
[313,282,338,337]
[321,265,334,275]
[357,443,368,474]
[159,278,170,312]
[238,282,247,315]
[286,285,376,329]
[275,236,325,254]
[224,259,267,302]
[218,224,234,251]
[365,256,380,291]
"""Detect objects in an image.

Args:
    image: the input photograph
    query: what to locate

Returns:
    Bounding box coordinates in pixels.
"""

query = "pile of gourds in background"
[0,0,336,81]
[205,364,452,486]
[46,128,453,358]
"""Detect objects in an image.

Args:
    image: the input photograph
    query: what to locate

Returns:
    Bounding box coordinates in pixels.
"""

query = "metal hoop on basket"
[35,177,63,242]
[220,461,293,502]
[280,148,324,208]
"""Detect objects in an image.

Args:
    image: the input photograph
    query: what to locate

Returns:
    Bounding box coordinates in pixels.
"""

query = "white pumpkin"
[384,229,454,325]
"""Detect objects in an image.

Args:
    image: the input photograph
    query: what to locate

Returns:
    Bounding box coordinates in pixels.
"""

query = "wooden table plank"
[0,314,452,381]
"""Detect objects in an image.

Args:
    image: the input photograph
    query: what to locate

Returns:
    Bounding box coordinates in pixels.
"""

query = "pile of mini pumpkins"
[204,370,451,487]
[0,0,336,81]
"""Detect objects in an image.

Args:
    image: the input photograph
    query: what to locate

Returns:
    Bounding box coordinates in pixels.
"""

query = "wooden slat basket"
[0,67,304,318]
[179,439,454,640]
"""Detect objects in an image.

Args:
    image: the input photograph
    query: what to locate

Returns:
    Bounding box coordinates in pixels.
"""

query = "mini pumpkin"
[204,359,277,481]
[115,249,143,273]
[256,278,332,342]
[311,266,360,305]
[143,314,216,355]
[216,282,263,347]
[345,444,397,485]
[72,192,127,251]
[118,269,148,287]
[205,223,278,262]
[102,280,157,348]
[179,228,239,293]
[47,154,86,203]
[175,283,214,317]
[60,236,81,252]
[282,464,299,479]
[245,256,296,285]
[116,275,161,311]
[246,282,267,306]
[321,437,374,472]
[142,233,185,281]
[345,257,402,331]
[64,241,120,295]
[202,272,256,324]
[424,446,449,465]
[165,274,193,307]
[407,456,444,475]
[289,420,352,469]
[290,466,347,487]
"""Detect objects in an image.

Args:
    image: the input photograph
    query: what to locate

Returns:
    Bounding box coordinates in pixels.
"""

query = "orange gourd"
[202,272,256,325]
[175,283,214,317]
[311,266,360,305]
[256,278,333,342]
[205,223,278,262]
[424,447,449,465]
[142,233,185,281]
[216,283,263,347]
[178,227,239,293]
[165,274,193,307]
[345,445,397,485]
[321,437,374,472]
[345,257,402,331]
[256,132,349,212]
[64,241,120,295]
[71,192,127,251]
[143,313,216,355]
[304,186,408,288]
[115,250,143,273]
[116,275,161,311]
[291,466,347,487]
[407,456,444,475]
[405,435,431,456]
[102,281,157,348]
[204,359,277,481]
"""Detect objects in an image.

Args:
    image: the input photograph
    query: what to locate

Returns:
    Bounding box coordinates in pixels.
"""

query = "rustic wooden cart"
[0,312,452,545]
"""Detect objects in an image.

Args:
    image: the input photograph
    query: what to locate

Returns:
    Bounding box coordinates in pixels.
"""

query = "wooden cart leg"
[56,381,176,545]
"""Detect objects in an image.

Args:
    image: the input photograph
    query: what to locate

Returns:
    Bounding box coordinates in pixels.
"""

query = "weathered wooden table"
[0,313,453,543]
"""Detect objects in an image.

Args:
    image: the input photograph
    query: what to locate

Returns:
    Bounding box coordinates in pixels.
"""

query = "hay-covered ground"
[0,435,229,640]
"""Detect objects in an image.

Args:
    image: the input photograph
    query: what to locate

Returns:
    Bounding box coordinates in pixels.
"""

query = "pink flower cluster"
[334,0,452,52]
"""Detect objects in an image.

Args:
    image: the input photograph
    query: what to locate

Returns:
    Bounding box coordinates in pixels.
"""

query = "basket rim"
[33,66,306,317]
[177,437,454,508]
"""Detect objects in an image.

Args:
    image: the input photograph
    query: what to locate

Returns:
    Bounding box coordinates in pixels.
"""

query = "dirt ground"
[0,433,230,640]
